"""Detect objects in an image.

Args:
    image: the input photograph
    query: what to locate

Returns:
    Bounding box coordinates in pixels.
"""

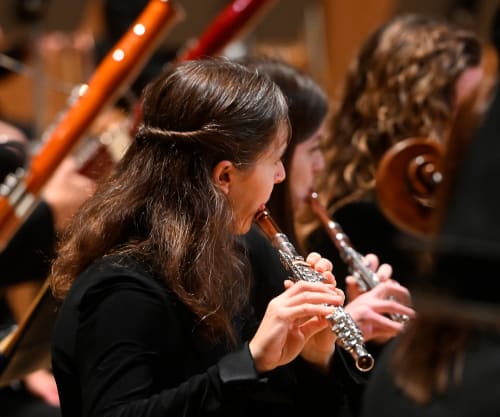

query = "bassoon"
[176,0,278,61]
[129,0,280,135]
[0,0,184,251]
[98,0,282,175]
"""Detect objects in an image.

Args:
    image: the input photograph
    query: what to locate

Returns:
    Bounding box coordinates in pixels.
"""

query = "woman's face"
[220,122,288,234]
[289,121,326,212]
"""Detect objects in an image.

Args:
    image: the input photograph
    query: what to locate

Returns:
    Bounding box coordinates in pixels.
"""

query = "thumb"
[346,276,363,301]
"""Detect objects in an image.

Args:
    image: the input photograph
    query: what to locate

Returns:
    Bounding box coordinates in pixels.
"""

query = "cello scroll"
[375,137,443,237]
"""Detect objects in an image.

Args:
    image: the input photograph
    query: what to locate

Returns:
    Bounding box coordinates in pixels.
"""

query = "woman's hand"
[249,252,343,373]
[345,253,415,343]
[41,156,96,231]
[23,369,60,407]
[298,252,344,371]
[345,253,392,301]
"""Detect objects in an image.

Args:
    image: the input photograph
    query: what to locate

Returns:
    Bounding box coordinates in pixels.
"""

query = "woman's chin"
[233,220,252,235]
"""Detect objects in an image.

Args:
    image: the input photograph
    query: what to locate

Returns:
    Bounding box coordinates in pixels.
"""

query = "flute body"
[255,208,374,372]
[309,192,408,324]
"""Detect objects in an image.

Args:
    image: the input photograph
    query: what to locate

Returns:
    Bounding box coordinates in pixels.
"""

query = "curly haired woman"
[305,13,485,291]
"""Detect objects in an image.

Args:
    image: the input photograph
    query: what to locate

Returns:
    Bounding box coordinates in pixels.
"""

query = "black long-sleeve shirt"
[52,254,352,417]
[0,143,56,286]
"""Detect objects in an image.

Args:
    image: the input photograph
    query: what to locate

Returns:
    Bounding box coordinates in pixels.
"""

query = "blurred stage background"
[0,0,498,138]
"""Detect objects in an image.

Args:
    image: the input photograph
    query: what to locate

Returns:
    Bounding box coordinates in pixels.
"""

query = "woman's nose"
[275,161,286,183]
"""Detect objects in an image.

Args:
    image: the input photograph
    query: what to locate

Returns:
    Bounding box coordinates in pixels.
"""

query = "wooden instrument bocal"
[0,0,184,251]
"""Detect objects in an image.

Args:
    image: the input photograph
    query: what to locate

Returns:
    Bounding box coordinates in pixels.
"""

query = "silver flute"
[309,192,409,324]
[254,208,374,372]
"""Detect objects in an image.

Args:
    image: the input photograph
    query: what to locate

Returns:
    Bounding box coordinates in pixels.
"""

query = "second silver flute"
[309,192,408,324]
[254,208,374,372]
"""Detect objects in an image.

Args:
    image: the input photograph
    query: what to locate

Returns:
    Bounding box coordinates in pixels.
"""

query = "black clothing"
[361,85,500,417]
[430,83,500,304]
[0,143,60,416]
[52,254,350,417]
[0,142,56,286]
[0,202,57,416]
[359,80,500,417]
[0,384,60,417]
[0,201,56,285]
[0,141,26,179]
[360,331,500,417]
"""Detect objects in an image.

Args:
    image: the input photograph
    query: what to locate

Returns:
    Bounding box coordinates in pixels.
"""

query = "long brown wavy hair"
[318,13,481,211]
[50,57,290,343]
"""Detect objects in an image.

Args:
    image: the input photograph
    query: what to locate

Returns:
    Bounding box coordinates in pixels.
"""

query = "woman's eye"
[309,145,322,154]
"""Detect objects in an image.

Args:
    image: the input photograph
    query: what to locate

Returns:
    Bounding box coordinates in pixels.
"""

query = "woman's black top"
[0,142,56,286]
[360,331,500,417]
[52,254,352,417]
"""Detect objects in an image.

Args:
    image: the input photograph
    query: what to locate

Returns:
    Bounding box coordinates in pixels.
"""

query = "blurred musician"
[304,14,485,292]
[360,67,500,417]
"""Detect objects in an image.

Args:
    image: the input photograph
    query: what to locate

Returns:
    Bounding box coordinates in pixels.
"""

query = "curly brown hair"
[319,14,481,211]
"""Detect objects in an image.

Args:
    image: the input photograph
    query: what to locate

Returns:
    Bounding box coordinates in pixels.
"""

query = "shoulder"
[66,255,169,309]
[55,255,182,342]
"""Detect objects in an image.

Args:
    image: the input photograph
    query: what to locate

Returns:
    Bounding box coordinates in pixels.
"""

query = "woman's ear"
[212,160,234,195]
[455,66,484,108]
